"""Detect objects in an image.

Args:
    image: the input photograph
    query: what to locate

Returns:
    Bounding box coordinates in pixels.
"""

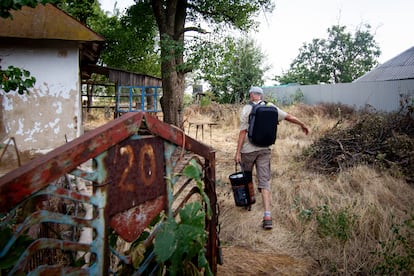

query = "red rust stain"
[110,196,166,242]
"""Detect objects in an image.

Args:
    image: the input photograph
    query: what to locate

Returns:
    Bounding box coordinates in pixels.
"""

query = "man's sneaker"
[262,216,273,230]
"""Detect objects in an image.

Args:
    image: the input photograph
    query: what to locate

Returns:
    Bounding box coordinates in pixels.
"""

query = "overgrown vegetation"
[212,101,414,275]
[153,160,212,275]
[154,202,211,275]
[285,99,414,273]
[303,99,414,184]
[373,213,414,275]
[2,100,414,275]
[24,100,414,275]
[302,204,358,242]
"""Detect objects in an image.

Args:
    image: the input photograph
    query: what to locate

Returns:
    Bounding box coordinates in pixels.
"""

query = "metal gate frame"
[0,112,219,275]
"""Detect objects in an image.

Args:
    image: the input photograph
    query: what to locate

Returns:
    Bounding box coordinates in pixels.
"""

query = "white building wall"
[263,79,414,112]
[0,41,82,153]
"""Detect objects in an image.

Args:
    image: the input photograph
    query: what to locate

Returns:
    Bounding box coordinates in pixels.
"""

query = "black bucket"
[229,168,255,207]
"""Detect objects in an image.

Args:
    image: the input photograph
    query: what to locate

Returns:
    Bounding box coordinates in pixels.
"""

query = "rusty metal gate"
[0,112,220,275]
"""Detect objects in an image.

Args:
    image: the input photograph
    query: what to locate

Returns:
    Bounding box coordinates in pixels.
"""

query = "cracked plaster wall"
[1,42,82,153]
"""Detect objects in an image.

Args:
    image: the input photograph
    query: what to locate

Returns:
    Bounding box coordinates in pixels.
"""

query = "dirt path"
[206,117,317,275]
[217,246,313,275]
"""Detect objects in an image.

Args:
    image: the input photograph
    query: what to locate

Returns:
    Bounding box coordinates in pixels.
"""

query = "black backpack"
[247,101,279,147]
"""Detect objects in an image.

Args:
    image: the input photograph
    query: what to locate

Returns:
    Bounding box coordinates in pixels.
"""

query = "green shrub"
[183,93,194,107]
[315,205,357,242]
[373,213,414,275]
[154,160,212,275]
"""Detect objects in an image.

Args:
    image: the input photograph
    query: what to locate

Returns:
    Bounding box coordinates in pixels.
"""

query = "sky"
[100,0,414,85]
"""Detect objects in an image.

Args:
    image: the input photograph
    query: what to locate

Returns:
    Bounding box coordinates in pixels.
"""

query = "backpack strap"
[249,100,265,106]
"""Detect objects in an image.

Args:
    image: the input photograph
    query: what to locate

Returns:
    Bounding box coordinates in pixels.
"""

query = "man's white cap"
[249,86,263,94]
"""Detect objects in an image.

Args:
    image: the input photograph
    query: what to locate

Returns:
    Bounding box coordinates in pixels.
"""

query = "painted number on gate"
[118,143,156,191]
[138,144,156,186]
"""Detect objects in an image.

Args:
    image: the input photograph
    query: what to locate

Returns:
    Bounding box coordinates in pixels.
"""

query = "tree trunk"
[152,0,186,128]
[160,62,185,128]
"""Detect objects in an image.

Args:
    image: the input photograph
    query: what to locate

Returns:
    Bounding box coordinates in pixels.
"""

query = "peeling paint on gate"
[0,112,220,275]
[110,196,166,242]
[103,136,166,217]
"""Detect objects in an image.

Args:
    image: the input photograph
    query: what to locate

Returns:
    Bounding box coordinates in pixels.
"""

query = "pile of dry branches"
[304,107,414,183]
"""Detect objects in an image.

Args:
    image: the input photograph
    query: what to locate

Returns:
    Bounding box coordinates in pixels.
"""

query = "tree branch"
[177,63,193,74]
[183,26,208,34]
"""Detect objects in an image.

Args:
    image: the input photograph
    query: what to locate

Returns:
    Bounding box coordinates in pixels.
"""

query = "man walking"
[234,86,309,229]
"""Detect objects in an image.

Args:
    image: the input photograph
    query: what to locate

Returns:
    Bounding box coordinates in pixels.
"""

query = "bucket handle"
[235,162,247,175]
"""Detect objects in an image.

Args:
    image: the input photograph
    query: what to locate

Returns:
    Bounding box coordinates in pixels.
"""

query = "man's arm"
[234,129,247,163]
[285,114,309,135]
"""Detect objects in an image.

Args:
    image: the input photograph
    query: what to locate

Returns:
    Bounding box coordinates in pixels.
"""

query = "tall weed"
[373,213,414,275]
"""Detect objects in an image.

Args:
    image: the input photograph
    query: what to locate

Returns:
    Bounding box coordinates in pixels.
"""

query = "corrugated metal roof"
[355,46,414,82]
[0,4,104,42]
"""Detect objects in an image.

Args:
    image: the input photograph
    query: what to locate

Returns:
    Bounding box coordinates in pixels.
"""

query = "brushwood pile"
[303,104,414,184]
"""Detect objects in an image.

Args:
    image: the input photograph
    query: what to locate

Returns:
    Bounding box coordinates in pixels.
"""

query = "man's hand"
[234,151,241,163]
[301,125,309,135]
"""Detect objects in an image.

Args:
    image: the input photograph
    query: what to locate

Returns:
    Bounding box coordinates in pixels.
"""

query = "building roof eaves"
[0,4,105,42]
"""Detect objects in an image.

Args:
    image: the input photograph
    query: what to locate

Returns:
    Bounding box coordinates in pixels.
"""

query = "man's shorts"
[241,148,271,191]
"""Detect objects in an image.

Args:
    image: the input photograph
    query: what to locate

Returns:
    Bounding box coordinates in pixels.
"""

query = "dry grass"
[189,103,414,275]
[5,105,411,275]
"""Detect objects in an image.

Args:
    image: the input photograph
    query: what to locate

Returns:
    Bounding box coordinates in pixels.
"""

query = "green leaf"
[1,65,35,94]
[182,161,213,219]
[182,160,202,182]
[179,202,205,228]
[177,224,205,247]
[198,250,213,276]
[154,218,178,262]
